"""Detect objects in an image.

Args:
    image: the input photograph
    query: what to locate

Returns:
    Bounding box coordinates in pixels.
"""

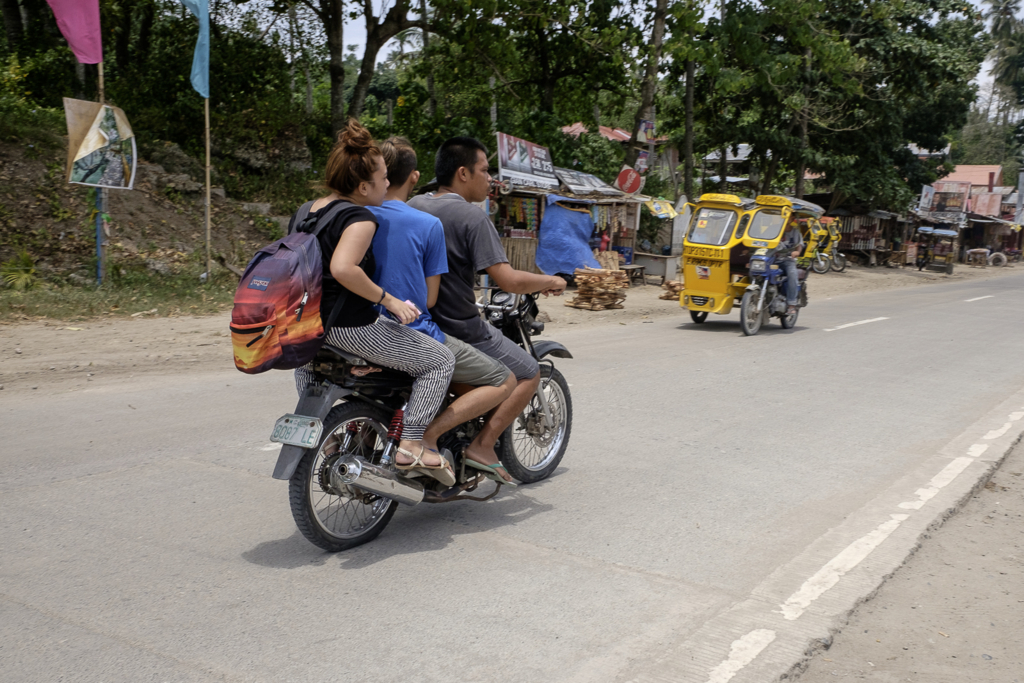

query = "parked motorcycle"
[808,217,847,274]
[739,248,808,336]
[268,290,573,552]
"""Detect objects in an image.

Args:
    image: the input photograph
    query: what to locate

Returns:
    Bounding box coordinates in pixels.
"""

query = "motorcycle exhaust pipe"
[329,454,424,506]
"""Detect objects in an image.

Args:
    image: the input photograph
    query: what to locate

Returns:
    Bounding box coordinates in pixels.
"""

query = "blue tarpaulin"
[536,202,600,275]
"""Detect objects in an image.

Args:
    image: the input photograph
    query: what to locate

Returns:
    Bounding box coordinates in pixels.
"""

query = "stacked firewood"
[659,279,685,301]
[594,251,621,271]
[565,268,629,310]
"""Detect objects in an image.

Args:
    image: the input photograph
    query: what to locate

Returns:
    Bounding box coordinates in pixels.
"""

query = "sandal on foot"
[396,446,456,487]
[464,458,516,487]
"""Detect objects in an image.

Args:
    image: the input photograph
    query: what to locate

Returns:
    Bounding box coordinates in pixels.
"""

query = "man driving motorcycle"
[368,137,517,479]
[409,137,566,483]
[778,218,805,315]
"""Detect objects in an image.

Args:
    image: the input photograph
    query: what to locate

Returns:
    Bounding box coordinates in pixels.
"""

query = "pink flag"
[46,0,103,64]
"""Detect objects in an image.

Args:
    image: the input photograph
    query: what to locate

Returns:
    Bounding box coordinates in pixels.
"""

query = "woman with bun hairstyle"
[294,119,456,485]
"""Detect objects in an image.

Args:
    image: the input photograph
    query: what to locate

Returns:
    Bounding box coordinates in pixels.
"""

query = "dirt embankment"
[0,140,277,281]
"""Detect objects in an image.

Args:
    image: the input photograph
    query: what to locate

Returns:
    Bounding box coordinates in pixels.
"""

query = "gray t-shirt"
[407,192,509,344]
[778,227,805,262]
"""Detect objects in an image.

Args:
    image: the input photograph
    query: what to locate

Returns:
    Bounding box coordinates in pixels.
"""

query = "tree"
[347,0,421,119]
[623,0,667,169]
[294,0,347,136]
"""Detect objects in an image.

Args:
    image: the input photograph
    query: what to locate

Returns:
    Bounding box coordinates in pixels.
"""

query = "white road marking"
[823,317,889,332]
[258,443,280,451]
[779,514,909,620]
[964,295,994,302]
[683,404,1024,683]
[705,630,777,683]
[898,457,974,510]
[984,423,1013,439]
[967,444,989,458]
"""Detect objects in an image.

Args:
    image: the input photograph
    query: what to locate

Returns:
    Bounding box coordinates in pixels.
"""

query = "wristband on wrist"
[377,289,387,305]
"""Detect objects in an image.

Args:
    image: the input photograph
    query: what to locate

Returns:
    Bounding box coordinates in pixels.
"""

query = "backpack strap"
[290,199,353,238]
[289,199,365,331]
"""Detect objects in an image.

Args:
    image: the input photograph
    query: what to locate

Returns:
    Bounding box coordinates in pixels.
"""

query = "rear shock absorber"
[381,405,406,465]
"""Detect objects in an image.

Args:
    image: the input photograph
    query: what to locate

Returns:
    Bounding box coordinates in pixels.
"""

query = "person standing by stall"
[409,137,565,483]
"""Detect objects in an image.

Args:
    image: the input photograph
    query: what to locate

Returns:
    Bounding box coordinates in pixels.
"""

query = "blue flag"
[178,0,209,98]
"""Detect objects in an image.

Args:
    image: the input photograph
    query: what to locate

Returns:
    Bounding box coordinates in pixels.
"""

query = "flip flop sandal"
[396,445,456,487]
[464,458,517,487]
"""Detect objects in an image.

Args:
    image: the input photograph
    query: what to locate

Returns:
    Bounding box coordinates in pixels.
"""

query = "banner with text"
[496,132,558,190]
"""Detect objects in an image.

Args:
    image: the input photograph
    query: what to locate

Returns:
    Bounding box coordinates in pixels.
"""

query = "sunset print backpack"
[230,201,349,374]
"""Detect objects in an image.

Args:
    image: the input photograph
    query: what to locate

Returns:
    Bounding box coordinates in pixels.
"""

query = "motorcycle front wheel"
[830,252,847,273]
[740,289,763,336]
[812,254,830,274]
[289,401,398,552]
[690,310,708,324]
[499,365,572,484]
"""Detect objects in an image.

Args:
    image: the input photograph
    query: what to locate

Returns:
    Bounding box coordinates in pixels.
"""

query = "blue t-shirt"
[368,200,449,342]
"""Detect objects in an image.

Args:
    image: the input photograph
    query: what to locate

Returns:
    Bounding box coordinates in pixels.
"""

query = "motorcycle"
[268,290,573,552]
[739,248,808,336]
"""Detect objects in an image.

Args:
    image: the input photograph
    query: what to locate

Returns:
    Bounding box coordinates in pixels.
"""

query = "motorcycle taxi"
[679,194,823,334]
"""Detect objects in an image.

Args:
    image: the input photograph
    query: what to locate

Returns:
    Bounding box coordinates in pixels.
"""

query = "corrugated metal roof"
[943,165,1003,186]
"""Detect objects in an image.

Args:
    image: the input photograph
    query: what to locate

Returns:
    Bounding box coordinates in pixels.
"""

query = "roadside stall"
[492,132,647,274]
[909,180,971,273]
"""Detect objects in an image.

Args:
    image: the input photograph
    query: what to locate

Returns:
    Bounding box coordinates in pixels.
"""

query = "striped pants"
[294,317,455,441]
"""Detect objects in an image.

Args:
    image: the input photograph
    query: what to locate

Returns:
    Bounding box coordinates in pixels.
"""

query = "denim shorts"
[471,328,540,381]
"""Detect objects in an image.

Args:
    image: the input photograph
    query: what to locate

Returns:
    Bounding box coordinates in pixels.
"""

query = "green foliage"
[2,250,38,291]
[551,132,625,182]
[662,0,988,209]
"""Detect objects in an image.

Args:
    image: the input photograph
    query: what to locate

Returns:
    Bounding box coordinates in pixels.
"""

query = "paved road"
[2,272,1023,682]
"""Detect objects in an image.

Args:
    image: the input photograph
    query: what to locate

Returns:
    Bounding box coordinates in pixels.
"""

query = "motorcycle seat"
[321,344,369,367]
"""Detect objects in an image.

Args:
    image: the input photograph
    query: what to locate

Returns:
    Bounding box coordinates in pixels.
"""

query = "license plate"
[270,414,323,448]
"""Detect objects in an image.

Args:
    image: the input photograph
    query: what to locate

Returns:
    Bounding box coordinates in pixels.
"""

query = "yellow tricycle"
[680,194,824,332]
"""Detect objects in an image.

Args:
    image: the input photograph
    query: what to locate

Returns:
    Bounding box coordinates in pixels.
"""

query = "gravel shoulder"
[0,263,1019,394]
[795,441,1024,682]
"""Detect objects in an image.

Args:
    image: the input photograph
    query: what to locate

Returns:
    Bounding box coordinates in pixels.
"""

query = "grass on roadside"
[0,262,237,322]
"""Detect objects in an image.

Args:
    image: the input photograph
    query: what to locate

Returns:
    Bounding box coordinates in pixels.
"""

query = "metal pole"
[96,61,105,286]
[1015,170,1023,224]
[205,97,212,280]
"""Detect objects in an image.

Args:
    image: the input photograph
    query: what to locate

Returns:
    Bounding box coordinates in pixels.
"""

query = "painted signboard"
[63,98,137,190]
[554,167,623,196]
[496,132,558,190]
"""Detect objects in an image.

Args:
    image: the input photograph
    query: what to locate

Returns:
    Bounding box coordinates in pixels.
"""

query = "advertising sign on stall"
[919,180,971,224]
[554,167,623,196]
[614,166,643,194]
[917,185,935,213]
[496,132,559,190]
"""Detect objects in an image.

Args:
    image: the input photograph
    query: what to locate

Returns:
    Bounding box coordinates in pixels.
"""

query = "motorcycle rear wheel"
[740,289,763,336]
[781,306,799,329]
[830,253,847,273]
[289,401,398,552]
[499,365,572,484]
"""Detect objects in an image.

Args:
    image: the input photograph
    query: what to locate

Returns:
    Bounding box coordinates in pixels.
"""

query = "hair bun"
[338,119,373,153]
